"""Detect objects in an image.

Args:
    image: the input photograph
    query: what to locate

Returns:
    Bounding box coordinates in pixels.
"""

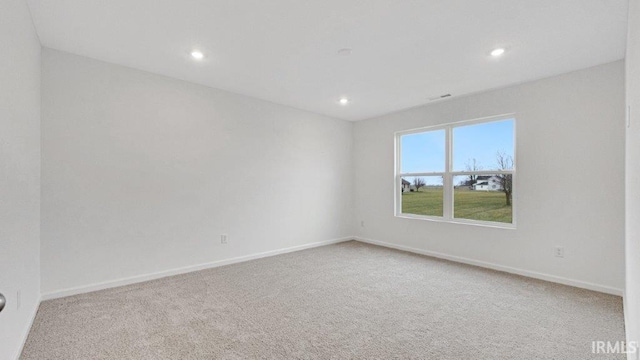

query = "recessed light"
[191,50,204,60]
[338,48,352,56]
[490,48,505,57]
[339,97,349,105]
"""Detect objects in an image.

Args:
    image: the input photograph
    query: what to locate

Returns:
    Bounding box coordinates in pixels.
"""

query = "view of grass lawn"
[401,187,444,217]
[454,188,512,223]
[401,187,512,223]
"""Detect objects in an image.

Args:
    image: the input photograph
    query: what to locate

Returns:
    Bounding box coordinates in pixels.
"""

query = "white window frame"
[394,113,516,229]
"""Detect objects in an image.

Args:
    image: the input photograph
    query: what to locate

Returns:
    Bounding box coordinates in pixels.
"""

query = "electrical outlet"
[221,234,228,244]
[16,290,21,310]
[554,246,565,258]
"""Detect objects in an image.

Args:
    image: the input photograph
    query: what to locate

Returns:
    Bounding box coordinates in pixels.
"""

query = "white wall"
[626,0,640,355]
[0,0,41,358]
[354,61,625,294]
[41,49,353,296]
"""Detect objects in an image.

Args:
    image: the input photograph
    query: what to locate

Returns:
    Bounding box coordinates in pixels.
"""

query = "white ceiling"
[26,0,628,121]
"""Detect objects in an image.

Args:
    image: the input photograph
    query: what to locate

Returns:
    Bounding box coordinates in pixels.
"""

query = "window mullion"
[395,136,402,216]
[443,126,453,220]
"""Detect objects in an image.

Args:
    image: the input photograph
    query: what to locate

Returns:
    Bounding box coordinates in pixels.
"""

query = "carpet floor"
[22,241,624,359]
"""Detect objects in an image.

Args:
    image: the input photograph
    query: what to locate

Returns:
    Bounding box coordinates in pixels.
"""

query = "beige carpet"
[22,241,624,359]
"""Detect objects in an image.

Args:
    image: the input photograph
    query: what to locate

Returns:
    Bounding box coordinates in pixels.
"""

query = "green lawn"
[401,187,444,217]
[401,187,512,224]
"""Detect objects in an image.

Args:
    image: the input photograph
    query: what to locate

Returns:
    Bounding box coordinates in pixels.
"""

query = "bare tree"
[413,177,426,192]
[495,151,513,206]
[464,158,482,187]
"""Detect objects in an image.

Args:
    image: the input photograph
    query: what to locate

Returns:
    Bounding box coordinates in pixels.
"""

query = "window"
[396,116,515,227]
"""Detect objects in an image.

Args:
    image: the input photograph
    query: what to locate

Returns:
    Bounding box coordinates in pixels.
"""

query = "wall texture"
[626,0,640,355]
[41,49,353,296]
[353,61,625,294]
[0,0,41,358]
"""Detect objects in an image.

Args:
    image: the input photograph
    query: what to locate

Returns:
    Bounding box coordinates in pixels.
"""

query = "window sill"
[395,213,516,230]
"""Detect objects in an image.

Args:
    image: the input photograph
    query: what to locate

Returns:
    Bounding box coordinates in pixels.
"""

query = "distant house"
[473,175,503,191]
[401,178,411,192]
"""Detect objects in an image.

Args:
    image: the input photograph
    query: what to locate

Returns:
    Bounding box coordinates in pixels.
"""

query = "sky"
[401,119,514,184]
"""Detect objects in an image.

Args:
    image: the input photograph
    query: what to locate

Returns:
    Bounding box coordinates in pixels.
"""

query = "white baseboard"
[15,297,40,360]
[41,237,354,301]
[354,236,624,296]
[41,235,622,300]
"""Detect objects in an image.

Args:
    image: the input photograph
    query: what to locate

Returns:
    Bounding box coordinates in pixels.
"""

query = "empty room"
[2,0,639,359]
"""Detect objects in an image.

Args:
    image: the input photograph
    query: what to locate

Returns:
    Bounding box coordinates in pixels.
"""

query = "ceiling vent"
[428,94,452,101]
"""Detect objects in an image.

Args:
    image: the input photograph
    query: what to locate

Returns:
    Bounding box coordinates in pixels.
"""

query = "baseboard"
[15,297,40,360]
[41,237,354,301]
[40,235,621,300]
[354,236,624,296]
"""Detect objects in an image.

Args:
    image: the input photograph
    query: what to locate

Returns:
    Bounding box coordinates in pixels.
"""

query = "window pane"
[400,129,445,173]
[400,176,443,217]
[453,174,513,224]
[452,119,514,172]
